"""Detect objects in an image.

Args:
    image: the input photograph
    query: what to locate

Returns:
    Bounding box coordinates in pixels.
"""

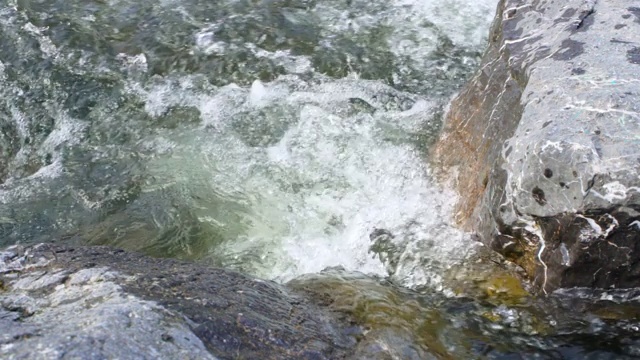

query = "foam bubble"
[141,76,476,288]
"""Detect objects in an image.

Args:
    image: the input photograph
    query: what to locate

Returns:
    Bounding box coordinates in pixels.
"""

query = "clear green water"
[1,0,640,357]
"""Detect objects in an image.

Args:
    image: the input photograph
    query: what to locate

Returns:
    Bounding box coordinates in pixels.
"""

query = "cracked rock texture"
[433,0,640,293]
[0,244,357,359]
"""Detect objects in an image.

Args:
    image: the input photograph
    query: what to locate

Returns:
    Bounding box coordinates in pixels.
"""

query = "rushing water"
[0,0,493,288]
[2,0,640,358]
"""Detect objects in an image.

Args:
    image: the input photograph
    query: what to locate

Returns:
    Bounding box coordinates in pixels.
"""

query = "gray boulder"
[0,243,356,359]
[432,0,640,293]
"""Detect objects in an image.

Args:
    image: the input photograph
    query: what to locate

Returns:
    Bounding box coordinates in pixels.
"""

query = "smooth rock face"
[433,0,640,293]
[0,244,356,359]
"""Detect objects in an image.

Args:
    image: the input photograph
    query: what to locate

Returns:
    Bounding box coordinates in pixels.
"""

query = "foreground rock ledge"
[0,244,357,360]
[433,0,640,293]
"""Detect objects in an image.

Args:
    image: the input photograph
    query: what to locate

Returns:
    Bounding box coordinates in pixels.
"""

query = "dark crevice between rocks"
[583,175,597,198]
[574,7,595,31]
[490,214,541,288]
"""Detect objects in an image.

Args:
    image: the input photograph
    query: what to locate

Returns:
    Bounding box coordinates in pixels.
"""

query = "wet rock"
[288,268,640,359]
[0,243,357,359]
[4,244,637,358]
[289,269,442,360]
[432,0,640,293]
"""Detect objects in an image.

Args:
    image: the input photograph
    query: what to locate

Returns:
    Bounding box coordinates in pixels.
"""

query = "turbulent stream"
[2,0,640,358]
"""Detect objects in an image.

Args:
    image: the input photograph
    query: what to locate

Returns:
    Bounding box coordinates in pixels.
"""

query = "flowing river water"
[1,0,640,358]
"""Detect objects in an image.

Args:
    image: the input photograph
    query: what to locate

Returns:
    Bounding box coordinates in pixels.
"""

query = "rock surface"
[433,0,640,293]
[0,243,357,359]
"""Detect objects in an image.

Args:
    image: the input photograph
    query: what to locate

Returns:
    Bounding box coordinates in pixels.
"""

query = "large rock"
[0,243,357,359]
[3,247,640,359]
[432,0,640,293]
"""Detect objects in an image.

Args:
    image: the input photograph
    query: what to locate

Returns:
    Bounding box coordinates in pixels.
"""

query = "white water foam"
[118,0,499,289]
[132,76,480,288]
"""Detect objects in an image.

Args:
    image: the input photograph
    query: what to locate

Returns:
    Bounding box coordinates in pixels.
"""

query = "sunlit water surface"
[3,0,640,357]
[0,0,495,289]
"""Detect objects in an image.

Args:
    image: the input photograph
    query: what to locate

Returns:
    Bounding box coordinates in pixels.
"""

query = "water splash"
[0,0,498,290]
[131,76,481,288]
